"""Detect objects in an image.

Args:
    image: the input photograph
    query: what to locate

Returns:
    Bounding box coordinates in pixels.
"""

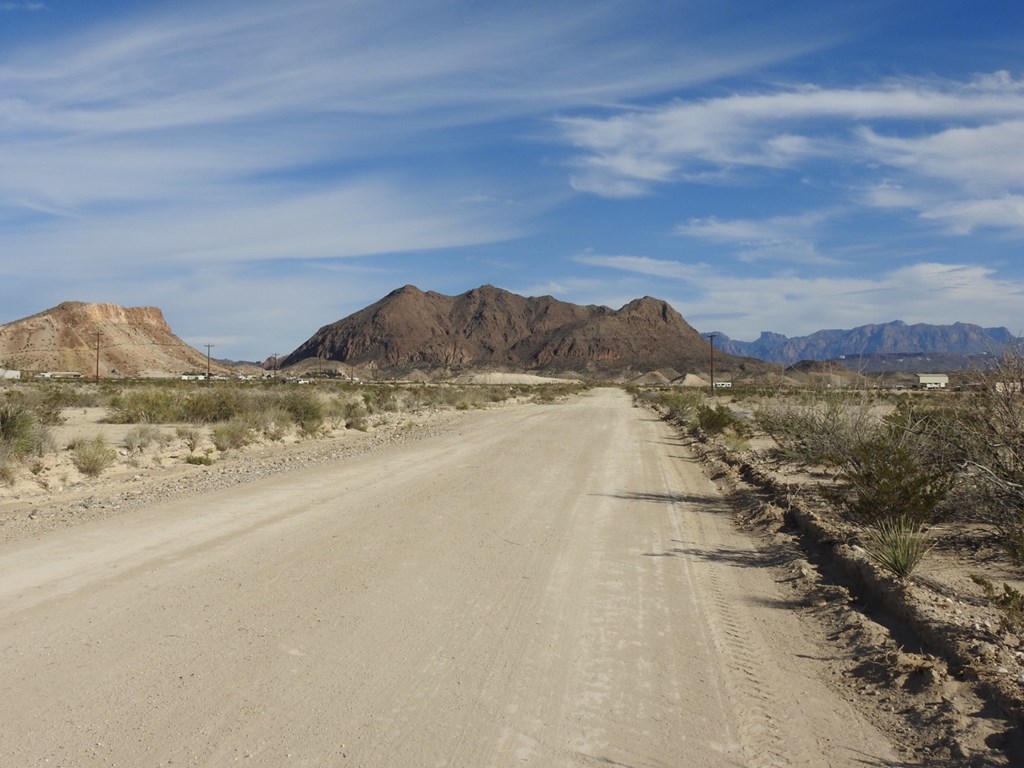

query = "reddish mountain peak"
[281,285,761,376]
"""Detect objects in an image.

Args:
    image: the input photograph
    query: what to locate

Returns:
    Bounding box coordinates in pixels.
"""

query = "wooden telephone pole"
[706,332,719,390]
[94,333,101,382]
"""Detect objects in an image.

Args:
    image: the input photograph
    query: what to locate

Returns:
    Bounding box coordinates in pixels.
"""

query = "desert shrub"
[0,403,53,459]
[948,349,1024,565]
[211,419,253,451]
[663,391,702,423]
[695,403,740,436]
[719,431,751,453]
[345,416,369,431]
[279,389,324,434]
[862,517,932,579]
[340,400,367,420]
[107,387,182,423]
[244,405,291,440]
[632,388,702,424]
[70,435,116,477]
[822,421,954,526]
[971,575,1024,632]
[122,424,166,452]
[176,426,202,453]
[4,384,98,425]
[0,442,15,484]
[754,393,880,468]
[362,386,398,413]
[184,454,213,466]
[181,387,249,423]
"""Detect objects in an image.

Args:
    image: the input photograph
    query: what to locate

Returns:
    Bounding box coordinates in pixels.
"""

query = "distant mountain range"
[713,320,1019,367]
[3,294,1017,380]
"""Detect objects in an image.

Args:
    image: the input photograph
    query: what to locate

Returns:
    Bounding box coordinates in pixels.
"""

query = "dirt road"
[0,388,897,767]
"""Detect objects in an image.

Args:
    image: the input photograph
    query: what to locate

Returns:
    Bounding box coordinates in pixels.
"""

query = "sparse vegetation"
[0,402,52,459]
[210,419,253,451]
[123,424,167,452]
[184,454,213,466]
[176,426,202,453]
[861,517,933,579]
[695,403,741,436]
[70,435,116,477]
[971,575,1024,632]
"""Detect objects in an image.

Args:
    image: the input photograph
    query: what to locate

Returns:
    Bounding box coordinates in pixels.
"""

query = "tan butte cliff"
[0,302,225,378]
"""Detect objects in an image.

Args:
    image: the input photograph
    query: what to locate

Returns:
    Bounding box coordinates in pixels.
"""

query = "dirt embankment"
[686,419,1024,765]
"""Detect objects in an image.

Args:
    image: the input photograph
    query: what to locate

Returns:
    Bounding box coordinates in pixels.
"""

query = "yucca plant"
[862,516,933,579]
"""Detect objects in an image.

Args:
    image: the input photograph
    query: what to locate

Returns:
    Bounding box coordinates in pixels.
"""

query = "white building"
[917,373,949,389]
[0,369,21,380]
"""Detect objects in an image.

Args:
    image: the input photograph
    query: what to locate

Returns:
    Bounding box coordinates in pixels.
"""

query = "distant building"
[916,373,949,389]
[36,371,83,380]
[0,369,21,380]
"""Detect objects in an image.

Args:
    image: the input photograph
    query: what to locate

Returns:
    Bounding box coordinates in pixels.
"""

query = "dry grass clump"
[210,419,253,451]
[69,435,116,477]
[122,424,169,452]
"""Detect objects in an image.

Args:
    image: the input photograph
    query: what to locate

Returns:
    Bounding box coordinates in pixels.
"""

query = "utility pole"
[204,344,214,381]
[706,332,719,391]
[94,332,101,382]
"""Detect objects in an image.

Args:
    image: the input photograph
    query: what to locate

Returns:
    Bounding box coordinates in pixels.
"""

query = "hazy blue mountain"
[712,320,1018,366]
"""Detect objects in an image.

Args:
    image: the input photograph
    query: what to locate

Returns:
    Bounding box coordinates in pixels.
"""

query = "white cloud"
[919,195,1024,235]
[559,72,1024,245]
[675,211,835,264]
[572,253,1024,339]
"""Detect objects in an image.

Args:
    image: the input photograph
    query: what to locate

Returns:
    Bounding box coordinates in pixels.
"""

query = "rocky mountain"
[282,285,763,375]
[0,302,225,378]
[714,320,1018,366]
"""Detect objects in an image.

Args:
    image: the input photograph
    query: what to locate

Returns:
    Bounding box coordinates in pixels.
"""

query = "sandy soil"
[0,388,908,767]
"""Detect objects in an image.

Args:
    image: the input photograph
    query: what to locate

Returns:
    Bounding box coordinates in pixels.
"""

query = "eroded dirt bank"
[3,389,902,766]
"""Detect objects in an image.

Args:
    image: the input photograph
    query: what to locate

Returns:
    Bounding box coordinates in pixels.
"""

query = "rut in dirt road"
[0,388,898,767]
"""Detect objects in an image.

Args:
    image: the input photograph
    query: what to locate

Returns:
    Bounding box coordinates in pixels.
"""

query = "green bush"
[107,387,182,423]
[185,454,213,466]
[70,435,116,477]
[695,403,739,436]
[280,390,324,434]
[823,433,953,526]
[181,387,249,423]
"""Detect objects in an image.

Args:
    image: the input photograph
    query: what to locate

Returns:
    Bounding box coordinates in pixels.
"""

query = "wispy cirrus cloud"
[675,210,836,264]
[0,3,44,11]
[560,71,1024,240]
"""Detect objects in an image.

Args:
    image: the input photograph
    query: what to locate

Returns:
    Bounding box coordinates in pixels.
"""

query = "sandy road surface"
[0,388,897,767]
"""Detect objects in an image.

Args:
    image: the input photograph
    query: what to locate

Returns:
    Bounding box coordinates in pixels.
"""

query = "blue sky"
[2,0,1024,361]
